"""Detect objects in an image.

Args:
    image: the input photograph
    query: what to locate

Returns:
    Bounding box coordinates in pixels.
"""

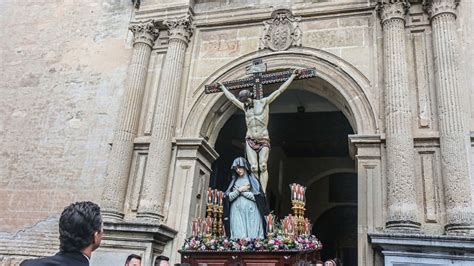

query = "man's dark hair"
[155,255,169,265]
[59,201,102,252]
[238,89,253,102]
[125,254,142,264]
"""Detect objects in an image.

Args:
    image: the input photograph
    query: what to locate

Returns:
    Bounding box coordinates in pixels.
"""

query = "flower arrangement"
[185,183,321,252]
[181,234,322,252]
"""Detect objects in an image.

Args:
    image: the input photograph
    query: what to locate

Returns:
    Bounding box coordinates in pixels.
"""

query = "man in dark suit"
[20,201,103,266]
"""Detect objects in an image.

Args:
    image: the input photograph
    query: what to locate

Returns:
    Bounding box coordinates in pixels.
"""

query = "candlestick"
[207,187,212,205]
[201,219,207,237]
[218,205,223,237]
[292,183,296,201]
[206,216,212,235]
[197,217,202,236]
[283,216,289,235]
[213,189,218,206]
[192,219,197,237]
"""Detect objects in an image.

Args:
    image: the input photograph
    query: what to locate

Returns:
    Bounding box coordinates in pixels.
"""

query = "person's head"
[315,260,324,266]
[236,166,245,176]
[238,89,253,105]
[125,254,142,266]
[324,259,338,266]
[59,201,103,253]
[155,255,170,266]
[231,157,250,177]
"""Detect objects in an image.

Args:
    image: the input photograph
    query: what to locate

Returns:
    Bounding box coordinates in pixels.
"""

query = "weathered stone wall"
[0,0,132,235]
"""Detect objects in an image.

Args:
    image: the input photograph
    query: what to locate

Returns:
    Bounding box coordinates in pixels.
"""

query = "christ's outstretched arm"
[219,82,244,110]
[266,69,299,104]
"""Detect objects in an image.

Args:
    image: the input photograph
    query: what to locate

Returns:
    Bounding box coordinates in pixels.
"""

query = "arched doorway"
[209,86,357,265]
[180,48,380,265]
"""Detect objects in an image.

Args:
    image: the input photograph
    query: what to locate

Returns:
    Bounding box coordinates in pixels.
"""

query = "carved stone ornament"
[164,15,193,44]
[377,1,409,24]
[423,0,458,19]
[259,9,302,51]
[129,20,160,47]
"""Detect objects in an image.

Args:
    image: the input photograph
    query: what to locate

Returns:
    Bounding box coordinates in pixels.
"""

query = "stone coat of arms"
[259,9,302,51]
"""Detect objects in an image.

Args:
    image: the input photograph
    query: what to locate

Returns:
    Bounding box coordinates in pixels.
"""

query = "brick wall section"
[0,0,132,233]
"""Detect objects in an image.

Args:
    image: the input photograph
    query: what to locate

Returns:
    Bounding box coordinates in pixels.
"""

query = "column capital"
[377,1,410,24]
[423,0,458,20]
[129,20,160,47]
[164,15,193,44]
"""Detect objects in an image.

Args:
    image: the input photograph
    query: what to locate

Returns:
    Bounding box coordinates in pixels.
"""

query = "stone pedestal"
[101,20,159,221]
[370,233,474,265]
[378,1,421,232]
[424,0,474,235]
[137,15,193,222]
[90,221,176,266]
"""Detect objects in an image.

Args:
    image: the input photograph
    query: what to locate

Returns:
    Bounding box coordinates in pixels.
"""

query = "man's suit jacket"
[20,251,89,266]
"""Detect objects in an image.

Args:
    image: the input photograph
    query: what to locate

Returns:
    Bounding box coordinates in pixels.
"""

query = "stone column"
[378,1,421,231]
[349,135,384,266]
[425,0,474,234]
[101,20,159,221]
[137,16,193,222]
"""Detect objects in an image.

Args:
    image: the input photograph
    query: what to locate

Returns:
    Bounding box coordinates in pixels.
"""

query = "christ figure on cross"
[218,69,300,191]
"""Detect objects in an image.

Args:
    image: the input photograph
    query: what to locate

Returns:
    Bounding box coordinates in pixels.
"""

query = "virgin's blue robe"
[223,158,269,239]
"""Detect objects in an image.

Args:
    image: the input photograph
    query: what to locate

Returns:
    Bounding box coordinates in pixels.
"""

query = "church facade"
[1,0,474,265]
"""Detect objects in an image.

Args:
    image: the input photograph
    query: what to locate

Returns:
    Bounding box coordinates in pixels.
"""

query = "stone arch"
[182,48,378,146]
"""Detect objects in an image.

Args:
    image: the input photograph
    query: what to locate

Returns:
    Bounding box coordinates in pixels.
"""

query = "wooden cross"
[205,59,317,99]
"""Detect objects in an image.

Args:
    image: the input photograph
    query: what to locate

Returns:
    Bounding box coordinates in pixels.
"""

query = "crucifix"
[205,59,316,191]
[205,59,316,98]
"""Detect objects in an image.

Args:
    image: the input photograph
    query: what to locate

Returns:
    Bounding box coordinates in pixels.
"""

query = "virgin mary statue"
[223,157,269,239]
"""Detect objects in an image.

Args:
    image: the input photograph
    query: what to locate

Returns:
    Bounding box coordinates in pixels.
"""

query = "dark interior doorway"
[209,89,357,265]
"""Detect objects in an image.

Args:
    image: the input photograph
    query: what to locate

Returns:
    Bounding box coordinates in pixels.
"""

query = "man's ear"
[92,230,102,245]
[93,231,99,243]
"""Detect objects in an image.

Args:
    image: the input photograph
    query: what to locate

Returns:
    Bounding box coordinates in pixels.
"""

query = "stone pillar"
[349,134,384,266]
[378,1,421,231]
[425,0,474,234]
[165,138,218,263]
[101,20,159,221]
[137,16,193,222]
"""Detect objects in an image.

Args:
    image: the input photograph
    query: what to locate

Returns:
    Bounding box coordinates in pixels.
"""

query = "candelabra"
[289,183,308,236]
[218,204,223,237]
[203,187,224,238]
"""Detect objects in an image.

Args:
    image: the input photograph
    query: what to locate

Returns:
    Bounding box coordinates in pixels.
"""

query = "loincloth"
[245,137,271,153]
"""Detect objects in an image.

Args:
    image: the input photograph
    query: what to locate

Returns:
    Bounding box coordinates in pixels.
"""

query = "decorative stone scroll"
[378,1,410,24]
[129,20,160,47]
[164,15,193,43]
[424,0,458,18]
[259,9,302,51]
